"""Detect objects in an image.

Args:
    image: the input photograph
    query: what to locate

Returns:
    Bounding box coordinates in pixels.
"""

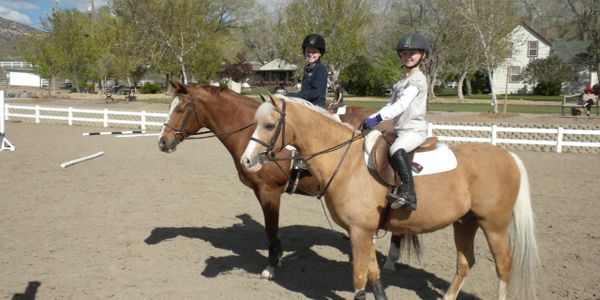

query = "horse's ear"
[169,80,187,94]
[259,94,267,103]
[268,94,278,108]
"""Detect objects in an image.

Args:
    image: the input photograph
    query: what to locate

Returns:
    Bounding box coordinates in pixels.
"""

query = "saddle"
[369,132,438,187]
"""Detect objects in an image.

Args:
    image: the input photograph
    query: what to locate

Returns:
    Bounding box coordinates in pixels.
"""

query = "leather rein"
[250,98,363,199]
[163,94,256,140]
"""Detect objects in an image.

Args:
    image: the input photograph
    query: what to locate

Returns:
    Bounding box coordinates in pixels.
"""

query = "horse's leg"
[254,187,283,280]
[383,234,401,271]
[443,220,479,300]
[350,228,378,300]
[480,224,511,300]
[368,239,388,300]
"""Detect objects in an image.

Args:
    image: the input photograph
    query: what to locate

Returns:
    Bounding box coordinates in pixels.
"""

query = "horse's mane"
[255,95,340,122]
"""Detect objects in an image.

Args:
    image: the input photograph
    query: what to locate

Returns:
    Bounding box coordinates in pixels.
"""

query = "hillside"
[0,16,42,59]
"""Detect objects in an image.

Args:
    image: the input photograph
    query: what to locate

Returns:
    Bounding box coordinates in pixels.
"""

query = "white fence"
[0,61,35,69]
[427,124,600,153]
[3,104,167,130]
[3,103,600,153]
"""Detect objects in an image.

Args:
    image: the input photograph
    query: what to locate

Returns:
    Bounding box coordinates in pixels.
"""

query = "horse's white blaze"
[240,130,263,172]
[159,97,180,138]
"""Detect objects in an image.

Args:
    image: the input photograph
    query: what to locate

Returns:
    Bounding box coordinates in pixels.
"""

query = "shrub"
[140,82,164,94]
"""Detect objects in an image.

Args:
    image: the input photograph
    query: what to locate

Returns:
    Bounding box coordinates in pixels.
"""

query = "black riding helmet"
[396,32,430,57]
[302,34,326,55]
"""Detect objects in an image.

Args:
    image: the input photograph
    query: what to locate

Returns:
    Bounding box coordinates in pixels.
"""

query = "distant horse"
[157,81,389,280]
[240,95,538,300]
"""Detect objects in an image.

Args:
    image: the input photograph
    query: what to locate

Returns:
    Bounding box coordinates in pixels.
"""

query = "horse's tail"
[508,152,539,300]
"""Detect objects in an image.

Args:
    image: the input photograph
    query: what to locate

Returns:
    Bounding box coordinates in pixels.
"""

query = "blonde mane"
[255,94,344,124]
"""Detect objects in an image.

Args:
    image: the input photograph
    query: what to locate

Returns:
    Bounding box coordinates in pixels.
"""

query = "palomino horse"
[240,95,538,300]
[157,81,391,280]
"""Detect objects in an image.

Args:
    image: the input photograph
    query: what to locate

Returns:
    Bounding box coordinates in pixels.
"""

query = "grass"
[136,91,565,115]
[343,100,564,114]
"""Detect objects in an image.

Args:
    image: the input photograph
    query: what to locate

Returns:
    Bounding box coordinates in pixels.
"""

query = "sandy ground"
[1,106,600,300]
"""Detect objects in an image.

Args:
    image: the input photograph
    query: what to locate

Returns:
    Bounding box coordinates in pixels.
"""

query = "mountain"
[0,16,43,59]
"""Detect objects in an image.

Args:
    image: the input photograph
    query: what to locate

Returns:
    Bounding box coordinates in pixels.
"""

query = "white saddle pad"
[363,130,457,176]
[336,106,347,115]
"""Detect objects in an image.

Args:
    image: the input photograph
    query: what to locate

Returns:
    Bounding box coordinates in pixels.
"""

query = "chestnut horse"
[157,81,394,280]
[240,95,538,300]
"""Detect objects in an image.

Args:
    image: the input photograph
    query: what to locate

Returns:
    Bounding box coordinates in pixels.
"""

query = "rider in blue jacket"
[288,34,328,107]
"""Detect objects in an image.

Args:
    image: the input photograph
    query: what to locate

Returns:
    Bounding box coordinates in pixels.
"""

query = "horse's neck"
[202,94,257,155]
[289,105,359,178]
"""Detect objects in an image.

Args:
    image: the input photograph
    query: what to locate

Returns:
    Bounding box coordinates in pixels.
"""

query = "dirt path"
[1,119,599,299]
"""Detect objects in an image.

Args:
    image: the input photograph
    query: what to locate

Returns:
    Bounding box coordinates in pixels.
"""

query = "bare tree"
[449,0,519,113]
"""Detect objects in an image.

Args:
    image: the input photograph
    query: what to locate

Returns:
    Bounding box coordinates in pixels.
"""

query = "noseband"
[163,95,202,139]
[249,99,287,162]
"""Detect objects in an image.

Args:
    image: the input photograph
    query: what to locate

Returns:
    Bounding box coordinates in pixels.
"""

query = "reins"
[164,93,256,140]
[254,98,364,199]
[186,122,256,140]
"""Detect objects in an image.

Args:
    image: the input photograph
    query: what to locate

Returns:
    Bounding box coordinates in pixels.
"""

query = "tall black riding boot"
[386,149,417,211]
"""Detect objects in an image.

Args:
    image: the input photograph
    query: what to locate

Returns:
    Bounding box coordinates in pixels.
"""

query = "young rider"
[288,34,328,107]
[361,32,430,211]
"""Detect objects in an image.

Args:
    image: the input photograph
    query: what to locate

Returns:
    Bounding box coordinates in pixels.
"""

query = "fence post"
[427,122,433,137]
[556,127,564,153]
[68,107,73,126]
[141,110,147,130]
[103,109,108,127]
[491,124,497,145]
[35,105,40,124]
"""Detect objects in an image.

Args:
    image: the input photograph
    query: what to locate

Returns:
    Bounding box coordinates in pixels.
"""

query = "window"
[528,41,538,57]
[509,66,521,83]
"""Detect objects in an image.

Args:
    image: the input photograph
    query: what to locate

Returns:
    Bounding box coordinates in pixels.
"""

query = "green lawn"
[140,92,566,115]
[343,100,564,114]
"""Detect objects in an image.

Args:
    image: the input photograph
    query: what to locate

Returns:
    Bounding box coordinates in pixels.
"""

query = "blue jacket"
[289,61,327,107]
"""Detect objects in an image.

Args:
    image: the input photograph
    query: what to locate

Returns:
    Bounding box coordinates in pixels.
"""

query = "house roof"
[258,58,297,71]
[519,22,551,46]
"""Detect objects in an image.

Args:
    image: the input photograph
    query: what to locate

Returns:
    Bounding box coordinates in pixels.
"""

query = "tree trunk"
[486,66,498,113]
[457,71,467,100]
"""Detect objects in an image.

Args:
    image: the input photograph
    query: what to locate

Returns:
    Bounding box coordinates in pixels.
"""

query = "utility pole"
[87,0,95,38]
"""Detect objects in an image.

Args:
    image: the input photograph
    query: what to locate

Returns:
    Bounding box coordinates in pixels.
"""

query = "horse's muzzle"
[158,136,178,153]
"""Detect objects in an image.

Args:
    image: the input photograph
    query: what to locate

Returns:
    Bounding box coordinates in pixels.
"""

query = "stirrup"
[386,193,416,211]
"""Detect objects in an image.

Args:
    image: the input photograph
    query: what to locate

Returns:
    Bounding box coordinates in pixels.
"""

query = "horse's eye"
[264,123,276,130]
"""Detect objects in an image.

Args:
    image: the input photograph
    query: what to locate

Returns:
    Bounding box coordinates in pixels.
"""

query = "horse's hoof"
[260,267,274,280]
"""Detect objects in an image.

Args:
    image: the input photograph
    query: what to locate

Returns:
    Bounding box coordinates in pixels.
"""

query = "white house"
[493,23,551,94]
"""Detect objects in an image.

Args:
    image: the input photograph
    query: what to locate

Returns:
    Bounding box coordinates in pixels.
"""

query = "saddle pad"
[364,130,457,176]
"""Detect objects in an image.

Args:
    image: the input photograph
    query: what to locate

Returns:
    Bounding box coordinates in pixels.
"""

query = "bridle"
[163,94,256,140]
[249,99,287,163]
[249,98,363,199]
[162,94,202,140]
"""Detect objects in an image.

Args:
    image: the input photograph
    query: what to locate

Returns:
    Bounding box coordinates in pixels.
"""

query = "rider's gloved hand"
[362,114,382,130]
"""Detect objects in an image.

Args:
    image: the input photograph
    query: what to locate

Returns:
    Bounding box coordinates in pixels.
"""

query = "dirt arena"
[1,99,600,299]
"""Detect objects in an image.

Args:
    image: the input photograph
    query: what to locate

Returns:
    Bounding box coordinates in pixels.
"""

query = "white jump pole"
[60,151,104,168]
[1,90,15,152]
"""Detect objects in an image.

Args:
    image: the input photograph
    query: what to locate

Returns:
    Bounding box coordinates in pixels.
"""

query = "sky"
[0,0,108,28]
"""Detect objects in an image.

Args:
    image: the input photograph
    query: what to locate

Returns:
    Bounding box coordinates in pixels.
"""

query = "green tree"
[111,0,254,84]
[521,56,576,95]
[20,8,102,93]
[277,0,372,83]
